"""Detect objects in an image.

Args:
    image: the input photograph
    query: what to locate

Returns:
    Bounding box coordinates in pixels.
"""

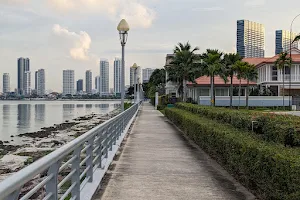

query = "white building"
[63,70,75,95]
[95,76,100,92]
[244,48,300,96]
[35,69,45,96]
[114,58,121,94]
[17,57,30,95]
[100,60,109,96]
[142,68,154,83]
[85,70,92,94]
[165,54,179,97]
[3,73,10,94]
[24,71,31,96]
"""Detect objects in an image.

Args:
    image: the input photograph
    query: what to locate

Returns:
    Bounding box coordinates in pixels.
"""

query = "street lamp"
[289,14,300,109]
[117,19,130,112]
[132,63,138,103]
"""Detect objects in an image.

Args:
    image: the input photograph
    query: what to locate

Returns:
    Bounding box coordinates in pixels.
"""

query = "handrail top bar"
[0,103,139,199]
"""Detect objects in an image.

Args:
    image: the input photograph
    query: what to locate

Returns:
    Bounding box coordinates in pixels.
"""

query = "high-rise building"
[275,30,299,54]
[100,60,109,95]
[114,58,121,94]
[17,57,30,95]
[3,73,10,94]
[237,20,265,58]
[95,76,100,92]
[35,69,45,96]
[142,68,154,83]
[63,70,75,95]
[77,79,83,93]
[85,70,92,94]
[24,71,31,96]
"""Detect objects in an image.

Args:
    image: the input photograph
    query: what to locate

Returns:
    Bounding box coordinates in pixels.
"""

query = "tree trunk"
[230,75,233,108]
[246,80,249,109]
[182,77,186,102]
[210,75,214,106]
[283,68,285,110]
[238,79,241,109]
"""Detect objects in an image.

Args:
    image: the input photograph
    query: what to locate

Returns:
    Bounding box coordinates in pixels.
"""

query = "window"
[272,66,278,81]
[200,89,209,96]
[215,88,228,96]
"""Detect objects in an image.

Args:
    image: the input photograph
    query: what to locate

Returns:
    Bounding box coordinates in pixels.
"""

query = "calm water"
[0,100,120,142]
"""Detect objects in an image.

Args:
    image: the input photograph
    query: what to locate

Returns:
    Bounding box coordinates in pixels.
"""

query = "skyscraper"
[17,57,30,95]
[35,69,45,96]
[142,68,154,83]
[237,20,265,58]
[63,70,75,95]
[114,58,121,94]
[100,60,109,95]
[275,30,299,54]
[85,70,92,94]
[24,71,31,96]
[77,79,83,93]
[2,73,10,94]
[95,76,100,92]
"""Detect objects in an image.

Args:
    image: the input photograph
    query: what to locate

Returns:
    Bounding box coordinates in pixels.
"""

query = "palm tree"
[167,42,200,102]
[233,61,248,109]
[223,53,242,108]
[201,49,223,106]
[244,64,258,109]
[275,52,292,109]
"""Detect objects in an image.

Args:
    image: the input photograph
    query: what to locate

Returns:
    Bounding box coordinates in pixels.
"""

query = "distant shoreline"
[0,99,122,101]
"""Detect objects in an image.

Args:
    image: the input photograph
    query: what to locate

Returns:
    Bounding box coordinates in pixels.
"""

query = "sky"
[1,0,300,92]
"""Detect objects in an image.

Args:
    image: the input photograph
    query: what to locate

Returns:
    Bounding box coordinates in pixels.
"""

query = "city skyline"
[1,0,300,92]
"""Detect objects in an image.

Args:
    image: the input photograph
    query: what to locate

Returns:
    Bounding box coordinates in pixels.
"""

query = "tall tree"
[275,52,291,109]
[244,64,258,109]
[233,61,248,109]
[223,53,242,108]
[167,42,200,102]
[147,68,166,97]
[201,49,223,106]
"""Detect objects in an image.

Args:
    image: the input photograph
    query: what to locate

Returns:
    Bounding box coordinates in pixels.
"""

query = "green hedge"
[175,103,300,147]
[165,107,300,200]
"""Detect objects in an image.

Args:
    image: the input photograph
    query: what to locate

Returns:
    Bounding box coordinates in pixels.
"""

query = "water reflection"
[76,104,84,108]
[35,104,45,122]
[95,104,109,109]
[63,104,75,120]
[17,104,31,128]
[2,105,10,126]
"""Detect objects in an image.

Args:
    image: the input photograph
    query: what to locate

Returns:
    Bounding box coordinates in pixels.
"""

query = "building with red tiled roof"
[243,48,300,96]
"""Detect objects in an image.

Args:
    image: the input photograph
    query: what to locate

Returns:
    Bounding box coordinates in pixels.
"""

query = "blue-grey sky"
[1,0,300,92]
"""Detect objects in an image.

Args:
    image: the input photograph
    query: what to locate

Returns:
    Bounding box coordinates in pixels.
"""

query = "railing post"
[96,132,103,169]
[86,137,94,182]
[104,126,109,159]
[45,161,60,200]
[71,147,81,200]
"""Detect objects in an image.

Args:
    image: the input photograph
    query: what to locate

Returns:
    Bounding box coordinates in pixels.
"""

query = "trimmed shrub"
[165,107,300,200]
[175,103,300,147]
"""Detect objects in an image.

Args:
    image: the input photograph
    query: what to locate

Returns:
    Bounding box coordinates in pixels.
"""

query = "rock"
[0,155,31,172]
[10,135,14,138]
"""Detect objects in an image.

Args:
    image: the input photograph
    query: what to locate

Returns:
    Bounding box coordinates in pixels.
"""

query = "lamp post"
[117,19,130,112]
[132,63,138,103]
[289,14,300,109]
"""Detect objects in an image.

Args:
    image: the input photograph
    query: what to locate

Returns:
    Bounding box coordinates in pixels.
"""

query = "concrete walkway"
[96,103,256,200]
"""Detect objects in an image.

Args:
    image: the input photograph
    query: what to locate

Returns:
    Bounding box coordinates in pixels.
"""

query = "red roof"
[187,75,256,86]
[243,54,300,67]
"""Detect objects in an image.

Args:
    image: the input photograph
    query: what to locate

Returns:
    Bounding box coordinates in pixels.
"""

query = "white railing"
[0,102,141,200]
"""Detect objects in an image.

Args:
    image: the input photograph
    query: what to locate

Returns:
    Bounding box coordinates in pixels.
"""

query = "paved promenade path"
[95,103,256,200]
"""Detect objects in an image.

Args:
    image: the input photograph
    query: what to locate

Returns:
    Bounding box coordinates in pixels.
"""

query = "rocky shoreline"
[0,108,120,182]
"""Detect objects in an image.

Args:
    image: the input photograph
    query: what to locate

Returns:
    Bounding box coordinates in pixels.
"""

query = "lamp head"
[117,19,130,32]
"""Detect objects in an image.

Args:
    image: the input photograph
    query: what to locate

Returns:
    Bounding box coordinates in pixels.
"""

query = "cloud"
[245,0,266,6]
[48,0,156,28]
[52,24,91,61]
[0,0,28,4]
[193,7,224,11]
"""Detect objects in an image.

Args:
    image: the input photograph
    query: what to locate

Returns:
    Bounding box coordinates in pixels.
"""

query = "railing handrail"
[0,103,139,199]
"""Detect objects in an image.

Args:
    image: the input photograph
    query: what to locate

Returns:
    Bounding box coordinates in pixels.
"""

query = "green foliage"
[124,102,133,110]
[165,107,300,200]
[175,103,300,147]
[147,68,166,97]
